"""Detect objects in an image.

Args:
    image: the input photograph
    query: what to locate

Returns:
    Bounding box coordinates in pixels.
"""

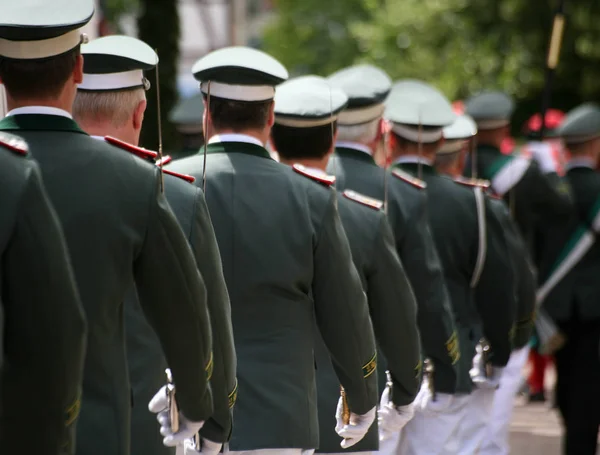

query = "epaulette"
[488,192,503,200]
[292,164,335,186]
[162,168,196,184]
[343,190,383,210]
[0,133,28,156]
[156,155,172,166]
[105,136,158,162]
[391,169,426,189]
[453,176,491,189]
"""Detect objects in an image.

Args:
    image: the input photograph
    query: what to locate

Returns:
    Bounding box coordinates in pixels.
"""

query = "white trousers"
[225,449,315,455]
[450,387,496,454]
[377,392,470,455]
[325,452,372,455]
[479,346,530,455]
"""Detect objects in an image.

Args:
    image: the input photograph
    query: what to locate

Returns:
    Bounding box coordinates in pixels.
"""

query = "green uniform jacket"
[0,114,214,455]
[397,162,514,392]
[315,193,420,453]
[170,141,378,450]
[327,147,459,394]
[128,172,236,455]
[537,164,600,322]
[0,141,87,455]
[466,144,572,256]
[487,197,536,349]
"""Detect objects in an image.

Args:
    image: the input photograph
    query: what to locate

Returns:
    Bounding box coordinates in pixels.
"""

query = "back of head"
[0,0,94,102]
[272,76,347,161]
[73,35,157,139]
[385,79,455,156]
[328,64,391,146]
[557,103,600,155]
[192,46,288,138]
[465,91,513,148]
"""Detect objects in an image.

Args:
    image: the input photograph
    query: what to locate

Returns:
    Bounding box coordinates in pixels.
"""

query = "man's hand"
[470,346,503,390]
[149,386,205,447]
[183,438,222,455]
[334,397,376,449]
[378,387,415,441]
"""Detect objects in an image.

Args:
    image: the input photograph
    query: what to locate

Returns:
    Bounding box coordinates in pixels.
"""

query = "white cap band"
[79,70,146,91]
[201,81,275,101]
[338,104,385,126]
[438,139,466,154]
[275,115,338,128]
[475,119,510,130]
[392,124,443,143]
[0,29,84,60]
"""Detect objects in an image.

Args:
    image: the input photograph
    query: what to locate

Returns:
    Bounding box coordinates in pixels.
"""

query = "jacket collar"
[0,113,87,135]
[205,140,273,160]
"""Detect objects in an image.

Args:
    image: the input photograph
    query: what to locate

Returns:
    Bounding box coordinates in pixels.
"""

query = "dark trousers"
[555,316,600,455]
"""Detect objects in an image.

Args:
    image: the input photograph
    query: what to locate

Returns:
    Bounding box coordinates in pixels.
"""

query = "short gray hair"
[73,88,146,128]
[337,118,380,144]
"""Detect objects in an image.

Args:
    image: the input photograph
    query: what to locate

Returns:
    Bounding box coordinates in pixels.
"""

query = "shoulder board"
[292,164,335,186]
[453,176,491,189]
[162,168,196,184]
[0,133,28,156]
[391,169,426,189]
[104,136,158,162]
[156,155,172,166]
[343,190,383,210]
[487,192,503,200]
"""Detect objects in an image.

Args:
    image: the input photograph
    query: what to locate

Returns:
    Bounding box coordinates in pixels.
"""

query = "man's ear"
[133,99,147,131]
[330,128,339,154]
[73,54,84,84]
[267,101,275,128]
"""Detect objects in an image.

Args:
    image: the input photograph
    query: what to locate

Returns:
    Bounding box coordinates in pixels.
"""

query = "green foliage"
[137,0,180,151]
[102,0,139,25]
[264,0,600,130]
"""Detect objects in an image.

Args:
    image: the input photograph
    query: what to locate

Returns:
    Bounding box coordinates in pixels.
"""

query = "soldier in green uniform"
[435,114,536,454]
[0,3,215,454]
[73,36,236,455]
[464,91,572,253]
[0,133,87,455]
[325,65,459,454]
[168,47,378,455]
[169,93,205,160]
[536,104,600,455]
[385,80,515,455]
[271,75,421,455]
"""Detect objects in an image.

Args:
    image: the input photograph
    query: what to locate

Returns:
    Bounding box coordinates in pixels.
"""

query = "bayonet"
[155,49,165,193]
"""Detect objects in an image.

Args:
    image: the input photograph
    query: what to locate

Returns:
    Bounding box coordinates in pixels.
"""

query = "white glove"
[469,347,503,389]
[471,366,504,390]
[334,397,377,449]
[148,385,205,447]
[377,386,415,441]
[183,437,222,455]
[527,141,558,174]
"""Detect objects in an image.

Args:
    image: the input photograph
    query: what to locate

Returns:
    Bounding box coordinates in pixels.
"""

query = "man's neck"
[567,151,596,166]
[279,156,329,172]
[78,121,137,146]
[475,132,503,150]
[392,149,436,164]
[336,140,373,155]
[211,128,266,146]
[7,91,75,114]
